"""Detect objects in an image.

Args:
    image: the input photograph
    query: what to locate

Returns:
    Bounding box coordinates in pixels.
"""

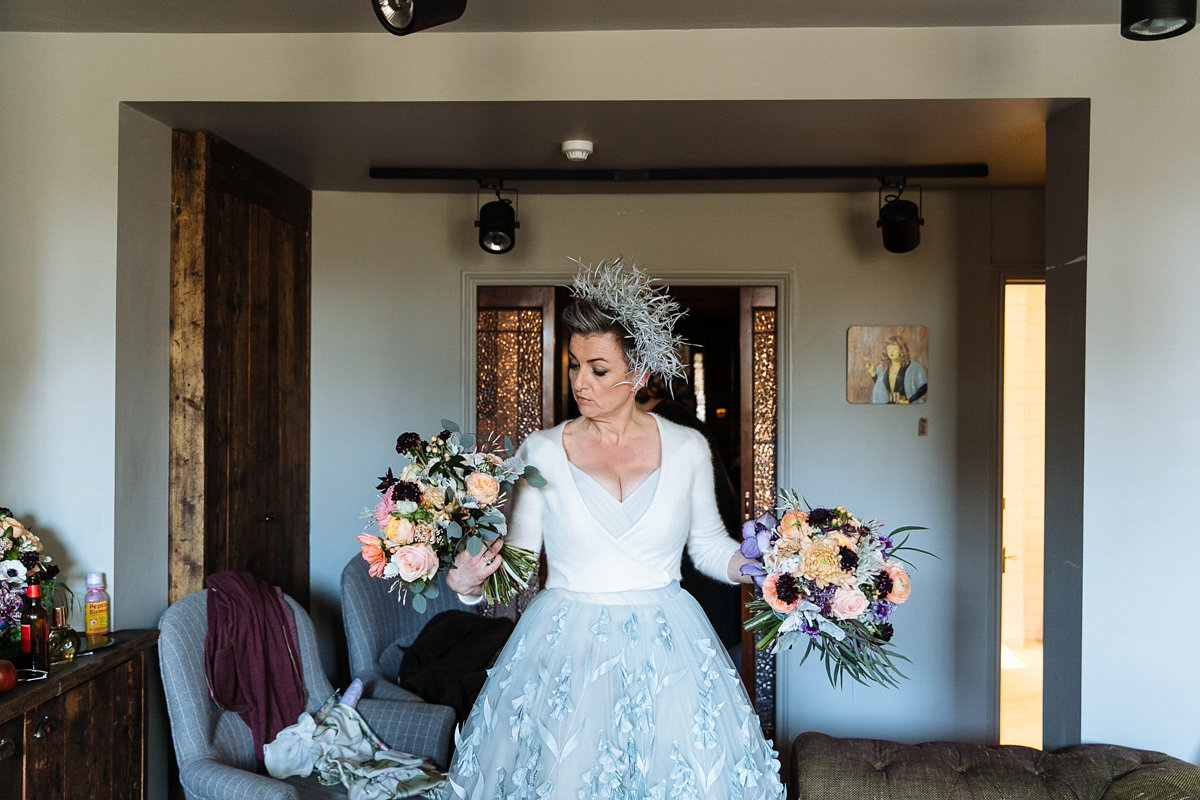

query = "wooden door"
[169,131,311,605]
[739,285,778,739]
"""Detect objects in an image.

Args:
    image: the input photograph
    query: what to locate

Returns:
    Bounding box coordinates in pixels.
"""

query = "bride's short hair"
[562,298,636,368]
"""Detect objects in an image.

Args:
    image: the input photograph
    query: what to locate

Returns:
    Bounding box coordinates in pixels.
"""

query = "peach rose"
[420,484,446,510]
[884,564,912,604]
[356,534,387,578]
[393,544,440,583]
[827,532,857,552]
[779,511,809,540]
[465,472,500,506]
[384,516,416,546]
[830,587,869,620]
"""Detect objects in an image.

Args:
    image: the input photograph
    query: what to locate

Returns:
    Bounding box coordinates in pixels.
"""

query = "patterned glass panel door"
[476,286,556,618]
[739,286,778,740]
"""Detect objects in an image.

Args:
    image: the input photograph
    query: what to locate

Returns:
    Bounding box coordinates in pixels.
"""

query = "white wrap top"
[505,416,740,593]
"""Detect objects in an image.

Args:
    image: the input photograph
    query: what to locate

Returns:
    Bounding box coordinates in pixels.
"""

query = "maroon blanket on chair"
[204,571,306,766]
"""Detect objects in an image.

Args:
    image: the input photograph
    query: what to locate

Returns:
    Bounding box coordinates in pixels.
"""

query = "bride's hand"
[446,537,504,596]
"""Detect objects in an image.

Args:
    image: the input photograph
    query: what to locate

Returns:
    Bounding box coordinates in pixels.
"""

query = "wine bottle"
[21,578,50,672]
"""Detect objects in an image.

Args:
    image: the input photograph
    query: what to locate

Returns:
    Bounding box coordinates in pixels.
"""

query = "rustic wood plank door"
[169,131,311,606]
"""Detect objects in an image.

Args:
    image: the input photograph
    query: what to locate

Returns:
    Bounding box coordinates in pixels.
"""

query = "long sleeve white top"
[504,416,740,593]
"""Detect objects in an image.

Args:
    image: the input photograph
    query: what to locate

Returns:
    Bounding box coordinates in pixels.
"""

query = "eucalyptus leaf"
[524,466,547,488]
[412,593,427,613]
[503,435,514,454]
[424,583,440,600]
[461,433,476,451]
[441,419,461,433]
[445,520,462,540]
[466,536,483,557]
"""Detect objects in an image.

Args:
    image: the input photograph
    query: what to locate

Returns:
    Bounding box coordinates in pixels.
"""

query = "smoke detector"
[561,139,594,162]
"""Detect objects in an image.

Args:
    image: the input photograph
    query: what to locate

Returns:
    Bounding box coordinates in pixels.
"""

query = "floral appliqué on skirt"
[446,582,784,799]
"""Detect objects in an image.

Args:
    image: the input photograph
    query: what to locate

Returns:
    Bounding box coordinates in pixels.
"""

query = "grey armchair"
[159,589,457,800]
[340,554,464,706]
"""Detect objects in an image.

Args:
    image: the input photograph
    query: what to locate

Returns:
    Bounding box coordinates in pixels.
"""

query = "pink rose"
[884,564,912,604]
[392,544,440,583]
[465,472,500,506]
[375,495,396,528]
[830,587,869,620]
[384,516,416,545]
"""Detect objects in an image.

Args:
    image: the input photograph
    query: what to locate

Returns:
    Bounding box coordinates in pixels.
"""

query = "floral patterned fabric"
[446,583,784,799]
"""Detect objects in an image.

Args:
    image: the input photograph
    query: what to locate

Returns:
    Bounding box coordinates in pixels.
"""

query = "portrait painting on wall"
[847,325,929,404]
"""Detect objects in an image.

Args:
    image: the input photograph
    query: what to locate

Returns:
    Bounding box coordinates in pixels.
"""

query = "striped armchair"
[339,555,465,707]
[158,590,457,800]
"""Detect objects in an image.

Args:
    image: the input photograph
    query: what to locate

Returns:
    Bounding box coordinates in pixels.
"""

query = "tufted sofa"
[790,732,1200,800]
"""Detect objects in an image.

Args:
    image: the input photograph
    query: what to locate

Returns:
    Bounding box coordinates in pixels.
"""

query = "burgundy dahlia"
[838,546,858,571]
[391,481,421,503]
[395,432,422,453]
[875,571,894,598]
[808,508,835,529]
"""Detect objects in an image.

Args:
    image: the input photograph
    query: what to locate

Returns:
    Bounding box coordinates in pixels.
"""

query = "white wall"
[310,188,1004,745]
[2,24,1199,766]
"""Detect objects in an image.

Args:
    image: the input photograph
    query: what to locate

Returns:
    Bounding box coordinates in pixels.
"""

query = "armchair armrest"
[357,698,457,770]
[356,667,424,703]
[180,757,300,800]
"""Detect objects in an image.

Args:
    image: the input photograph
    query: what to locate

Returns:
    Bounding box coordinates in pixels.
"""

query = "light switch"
[918,418,928,436]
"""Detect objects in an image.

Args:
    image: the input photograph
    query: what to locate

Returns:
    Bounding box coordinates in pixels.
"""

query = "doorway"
[999,280,1046,748]
[473,280,779,737]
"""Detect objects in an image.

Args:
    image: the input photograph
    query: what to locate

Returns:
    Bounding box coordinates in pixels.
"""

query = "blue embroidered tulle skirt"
[445,582,784,799]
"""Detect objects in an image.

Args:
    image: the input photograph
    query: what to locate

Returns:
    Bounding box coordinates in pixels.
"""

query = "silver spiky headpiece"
[569,257,687,387]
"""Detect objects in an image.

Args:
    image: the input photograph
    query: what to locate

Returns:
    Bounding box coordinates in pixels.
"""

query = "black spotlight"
[475,184,519,255]
[877,179,923,254]
[1122,0,1196,39]
[372,0,468,36]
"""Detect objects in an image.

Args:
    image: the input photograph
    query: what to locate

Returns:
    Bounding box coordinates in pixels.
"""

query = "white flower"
[0,560,27,582]
[0,538,10,555]
[393,500,418,516]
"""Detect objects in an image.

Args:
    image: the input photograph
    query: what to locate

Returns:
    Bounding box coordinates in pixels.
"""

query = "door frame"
[463,269,792,735]
[993,265,1046,743]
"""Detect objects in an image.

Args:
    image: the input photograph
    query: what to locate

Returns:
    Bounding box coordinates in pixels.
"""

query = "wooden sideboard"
[0,629,158,800]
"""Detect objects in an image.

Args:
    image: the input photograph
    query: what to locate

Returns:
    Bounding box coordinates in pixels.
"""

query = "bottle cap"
[86,572,105,587]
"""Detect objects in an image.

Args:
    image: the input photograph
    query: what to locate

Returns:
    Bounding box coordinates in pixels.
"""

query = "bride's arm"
[684,434,743,585]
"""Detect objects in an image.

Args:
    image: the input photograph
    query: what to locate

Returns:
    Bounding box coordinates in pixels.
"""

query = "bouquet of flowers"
[739,491,933,688]
[1,508,59,642]
[358,421,545,611]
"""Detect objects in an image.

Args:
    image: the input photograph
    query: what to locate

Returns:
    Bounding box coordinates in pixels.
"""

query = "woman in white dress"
[445,261,785,799]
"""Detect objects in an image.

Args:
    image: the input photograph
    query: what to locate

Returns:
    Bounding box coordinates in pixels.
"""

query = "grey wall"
[1043,100,1089,752]
[114,103,171,800]
[309,188,1030,746]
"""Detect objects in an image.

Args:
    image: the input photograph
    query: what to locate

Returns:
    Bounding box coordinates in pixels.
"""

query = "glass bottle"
[84,572,110,636]
[48,606,79,665]
[20,578,50,672]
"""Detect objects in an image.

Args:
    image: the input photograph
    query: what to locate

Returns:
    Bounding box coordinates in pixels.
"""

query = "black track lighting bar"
[369,164,988,183]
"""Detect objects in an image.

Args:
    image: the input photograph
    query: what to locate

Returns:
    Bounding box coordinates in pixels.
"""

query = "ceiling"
[131,99,1063,194]
[15,4,1080,193]
[2,0,1118,33]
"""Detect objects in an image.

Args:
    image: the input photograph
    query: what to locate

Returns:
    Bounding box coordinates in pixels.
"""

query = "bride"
[445,260,784,799]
